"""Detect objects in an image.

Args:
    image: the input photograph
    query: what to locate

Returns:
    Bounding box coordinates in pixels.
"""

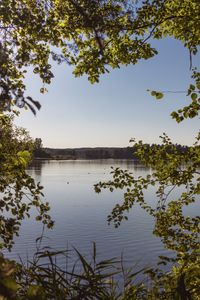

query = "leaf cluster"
[95,133,200,299]
[0,114,54,250]
[1,0,199,116]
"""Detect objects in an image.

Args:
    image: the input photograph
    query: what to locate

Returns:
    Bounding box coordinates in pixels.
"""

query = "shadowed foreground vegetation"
[1,242,199,300]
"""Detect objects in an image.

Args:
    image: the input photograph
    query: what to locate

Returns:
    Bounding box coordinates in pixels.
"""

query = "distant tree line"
[32,143,189,160]
[32,138,51,159]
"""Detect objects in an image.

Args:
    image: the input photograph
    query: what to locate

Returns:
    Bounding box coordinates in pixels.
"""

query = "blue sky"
[15,38,199,148]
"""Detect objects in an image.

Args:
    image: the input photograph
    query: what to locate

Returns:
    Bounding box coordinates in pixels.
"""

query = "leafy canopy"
[0,0,200,118]
[0,114,54,250]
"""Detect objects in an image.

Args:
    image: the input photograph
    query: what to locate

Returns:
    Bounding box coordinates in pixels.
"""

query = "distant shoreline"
[33,145,188,160]
[34,146,138,160]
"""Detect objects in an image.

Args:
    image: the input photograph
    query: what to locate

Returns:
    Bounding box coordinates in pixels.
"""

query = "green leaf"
[2,278,20,292]
[156,92,164,100]
[191,93,198,101]
[151,91,157,96]
[27,285,43,298]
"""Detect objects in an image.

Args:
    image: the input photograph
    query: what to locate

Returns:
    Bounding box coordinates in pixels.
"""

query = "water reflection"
[29,159,150,174]
[28,159,43,179]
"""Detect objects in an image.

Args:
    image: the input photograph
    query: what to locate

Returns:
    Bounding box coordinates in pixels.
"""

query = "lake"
[6,159,174,270]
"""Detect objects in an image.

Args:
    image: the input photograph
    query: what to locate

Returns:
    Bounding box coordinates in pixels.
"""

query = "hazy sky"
[15,38,199,148]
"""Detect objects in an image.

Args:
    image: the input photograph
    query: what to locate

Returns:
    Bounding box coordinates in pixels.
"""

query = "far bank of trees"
[34,144,189,160]
[43,146,137,159]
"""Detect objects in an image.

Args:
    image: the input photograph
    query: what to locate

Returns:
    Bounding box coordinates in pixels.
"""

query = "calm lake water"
[7,159,177,269]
